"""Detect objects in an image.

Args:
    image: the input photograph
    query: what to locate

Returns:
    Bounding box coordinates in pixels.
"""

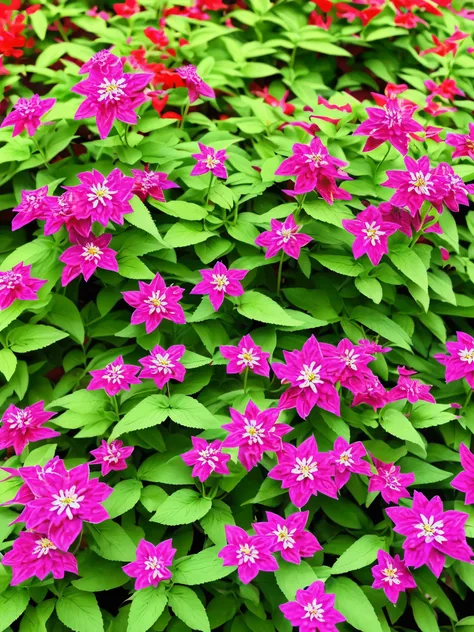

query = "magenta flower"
[388,366,435,404]
[131,168,179,202]
[368,458,414,504]
[371,550,416,604]
[253,510,322,564]
[280,580,345,632]
[176,65,215,103]
[89,440,134,476]
[19,462,112,551]
[352,373,389,410]
[139,344,186,389]
[434,331,474,388]
[358,339,391,354]
[66,169,134,226]
[222,400,292,471]
[43,190,91,238]
[320,338,373,391]
[382,155,442,217]
[353,99,423,155]
[122,273,186,334]
[386,491,473,577]
[332,437,371,490]
[220,334,270,378]
[218,525,278,584]
[11,186,53,231]
[272,335,340,418]
[268,435,337,508]
[1,94,55,137]
[0,402,59,456]
[1,456,65,511]
[379,202,414,238]
[59,233,118,286]
[451,443,474,504]
[191,143,228,179]
[79,49,124,75]
[181,437,231,482]
[190,261,247,312]
[123,539,176,590]
[433,163,474,214]
[72,63,152,139]
[0,262,46,311]
[255,214,312,260]
[2,531,78,586]
[87,355,141,397]
[446,123,474,160]
[342,205,399,266]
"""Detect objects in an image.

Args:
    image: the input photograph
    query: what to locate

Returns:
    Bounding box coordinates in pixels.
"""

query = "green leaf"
[0,588,30,632]
[152,200,208,221]
[351,306,412,350]
[88,521,137,562]
[398,457,452,484]
[118,254,154,280]
[355,277,383,304]
[30,10,48,39]
[56,588,103,632]
[168,586,210,632]
[103,479,143,519]
[0,348,17,381]
[127,196,163,241]
[165,222,213,247]
[304,200,354,227]
[8,324,68,353]
[151,489,212,525]
[411,594,440,632]
[138,453,193,485]
[380,408,424,448]
[173,546,233,585]
[72,555,129,592]
[314,254,364,277]
[331,535,384,574]
[168,394,221,429]
[275,560,320,600]
[389,245,428,292]
[46,294,85,344]
[237,291,300,326]
[127,587,168,632]
[200,500,235,548]
[326,577,384,632]
[109,395,170,440]
[19,601,55,632]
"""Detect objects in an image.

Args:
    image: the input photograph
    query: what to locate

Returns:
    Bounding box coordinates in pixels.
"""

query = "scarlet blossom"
[394,10,428,28]
[139,344,186,389]
[311,0,332,10]
[368,458,415,504]
[386,491,473,577]
[420,28,469,57]
[123,539,176,590]
[424,78,464,101]
[342,205,399,266]
[268,435,338,508]
[0,262,46,311]
[176,64,214,103]
[59,233,118,286]
[255,214,312,260]
[218,525,278,584]
[144,27,169,47]
[446,123,474,159]
[410,125,443,143]
[2,531,78,586]
[250,84,295,115]
[253,510,322,564]
[434,331,474,388]
[87,355,141,397]
[273,335,340,418]
[1,94,55,137]
[331,436,372,490]
[220,334,271,377]
[280,581,345,632]
[191,143,228,179]
[122,273,186,333]
[131,168,179,202]
[11,185,53,231]
[79,49,123,75]
[451,443,474,505]
[90,440,134,476]
[0,2,33,58]
[0,402,58,455]
[312,95,352,125]
[190,261,247,312]
[308,11,332,29]
[113,0,140,17]
[351,373,389,410]
[43,190,91,238]
[336,2,381,24]
[181,437,231,482]
[371,550,416,604]
[424,98,456,117]
[388,366,435,404]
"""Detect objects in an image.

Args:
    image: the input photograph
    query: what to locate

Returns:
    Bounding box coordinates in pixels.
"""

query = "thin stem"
[166,381,171,399]
[289,46,297,68]
[180,102,190,127]
[373,144,391,182]
[463,389,473,410]
[205,174,214,206]
[232,201,239,225]
[409,204,431,248]
[56,19,69,42]
[112,395,120,420]
[276,250,285,296]
[32,136,53,173]
[243,367,249,395]
[294,193,306,221]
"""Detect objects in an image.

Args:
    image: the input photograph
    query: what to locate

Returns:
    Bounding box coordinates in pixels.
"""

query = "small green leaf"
[168,586,210,632]
[56,588,103,632]
[331,535,384,574]
[151,489,212,525]
[127,587,168,632]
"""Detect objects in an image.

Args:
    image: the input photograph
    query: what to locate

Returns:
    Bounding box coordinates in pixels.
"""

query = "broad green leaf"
[168,586,210,632]
[398,457,452,484]
[8,324,68,353]
[314,254,364,277]
[88,521,137,562]
[351,306,412,350]
[331,535,384,574]
[56,588,103,632]
[275,560,320,600]
[46,294,85,344]
[0,348,17,381]
[200,500,235,548]
[411,594,440,632]
[168,394,221,429]
[72,555,129,592]
[127,196,163,241]
[326,577,384,632]
[389,245,428,292]
[127,587,168,632]
[153,200,208,220]
[237,291,300,326]
[380,408,424,449]
[0,588,29,632]
[355,277,383,304]
[173,546,233,585]
[109,395,170,440]
[103,479,143,519]
[151,489,212,525]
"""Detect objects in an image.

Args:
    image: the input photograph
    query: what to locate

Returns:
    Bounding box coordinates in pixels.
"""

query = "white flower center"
[382,562,401,586]
[384,106,402,128]
[459,348,474,364]
[296,362,323,392]
[276,226,298,243]
[340,348,360,370]
[205,155,219,169]
[211,273,229,292]
[144,555,165,579]
[50,486,84,519]
[237,347,260,369]
[414,514,447,544]
[103,445,121,464]
[198,446,220,469]
[81,243,103,262]
[87,183,116,208]
[103,364,125,384]
[273,525,297,549]
[6,409,32,430]
[0,271,23,290]
[303,599,325,622]
[408,171,433,196]
[145,292,168,315]
[305,152,327,167]
[242,418,265,445]
[97,77,127,102]
[291,456,318,481]
[237,543,259,565]
[337,448,354,467]
[362,221,385,246]
[33,537,57,558]
[150,353,174,374]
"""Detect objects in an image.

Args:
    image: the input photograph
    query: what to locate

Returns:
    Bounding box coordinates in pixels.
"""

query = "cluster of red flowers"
[0,0,37,62]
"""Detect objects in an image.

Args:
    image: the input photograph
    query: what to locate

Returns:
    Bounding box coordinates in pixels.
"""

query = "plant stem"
[373,144,391,182]
[166,382,171,399]
[32,137,53,173]
[276,250,285,296]
[295,193,306,221]
[463,389,473,410]
[232,201,239,225]
[243,367,249,395]
[180,102,190,127]
[206,174,214,205]
[112,395,120,420]
[289,46,298,68]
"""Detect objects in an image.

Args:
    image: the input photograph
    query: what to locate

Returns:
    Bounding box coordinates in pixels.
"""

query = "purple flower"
[434,331,474,388]
[191,143,228,179]
[342,205,399,266]
[358,339,392,354]
[272,335,340,419]
[219,334,270,378]
[181,437,231,482]
[353,99,423,155]
[11,186,53,231]
[351,373,389,410]
[280,580,345,632]
[2,531,78,586]
[79,49,124,75]
[386,491,474,577]
[368,458,414,504]
[131,168,179,202]
[433,162,474,213]
[255,214,312,260]
[0,262,46,311]
[89,440,134,476]
[123,539,176,590]
[139,344,186,389]
[72,63,152,139]
[122,273,186,334]
[1,94,55,137]
[332,437,372,490]
[87,355,141,397]
[445,123,474,159]
[451,443,474,504]
[222,400,292,471]
[43,190,92,238]
[218,525,278,584]
[190,261,247,312]
[0,402,59,456]
[253,510,322,564]
[388,366,435,404]
[320,338,373,391]
[382,155,442,217]
[176,65,215,103]
[59,233,118,286]
[268,435,337,508]
[371,550,416,604]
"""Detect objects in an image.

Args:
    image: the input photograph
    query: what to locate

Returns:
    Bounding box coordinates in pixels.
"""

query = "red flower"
[420,28,469,57]
[113,0,140,18]
[144,27,169,47]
